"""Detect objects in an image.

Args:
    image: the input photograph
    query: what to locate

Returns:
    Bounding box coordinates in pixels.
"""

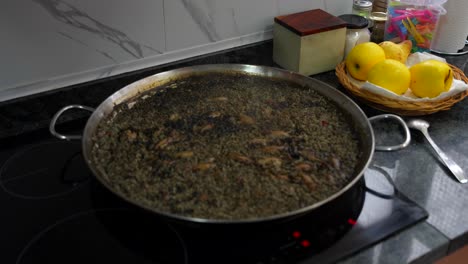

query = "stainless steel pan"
[50,64,410,224]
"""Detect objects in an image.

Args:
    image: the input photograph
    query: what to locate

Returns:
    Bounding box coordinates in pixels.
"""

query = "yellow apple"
[409,60,453,98]
[367,59,411,95]
[378,40,412,64]
[345,42,386,81]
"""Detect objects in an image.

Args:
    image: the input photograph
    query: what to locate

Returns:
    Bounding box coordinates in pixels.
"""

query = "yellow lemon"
[367,59,411,95]
[345,42,386,81]
[409,60,453,98]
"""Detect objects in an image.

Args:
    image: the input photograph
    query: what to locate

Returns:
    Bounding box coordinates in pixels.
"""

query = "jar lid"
[338,14,369,29]
[353,0,372,10]
[274,9,347,36]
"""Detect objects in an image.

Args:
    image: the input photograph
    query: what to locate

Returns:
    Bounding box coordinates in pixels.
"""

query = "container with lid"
[273,9,347,76]
[370,12,387,43]
[352,0,373,19]
[338,14,371,58]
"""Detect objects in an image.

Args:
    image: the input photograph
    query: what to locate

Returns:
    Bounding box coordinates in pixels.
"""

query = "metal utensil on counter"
[406,119,467,184]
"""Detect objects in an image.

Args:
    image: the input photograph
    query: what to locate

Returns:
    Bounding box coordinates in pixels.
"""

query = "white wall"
[0,0,352,101]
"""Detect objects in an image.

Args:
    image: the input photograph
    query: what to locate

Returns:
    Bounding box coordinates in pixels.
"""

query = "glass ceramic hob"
[0,128,427,264]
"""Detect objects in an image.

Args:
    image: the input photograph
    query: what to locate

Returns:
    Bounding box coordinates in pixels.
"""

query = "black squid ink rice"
[90,71,362,220]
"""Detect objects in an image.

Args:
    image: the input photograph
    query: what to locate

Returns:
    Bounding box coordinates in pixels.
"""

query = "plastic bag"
[384,0,447,52]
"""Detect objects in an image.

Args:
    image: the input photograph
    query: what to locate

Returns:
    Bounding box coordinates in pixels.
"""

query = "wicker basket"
[335,61,468,116]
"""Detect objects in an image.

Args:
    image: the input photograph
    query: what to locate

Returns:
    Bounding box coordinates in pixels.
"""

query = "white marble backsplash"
[0,0,352,101]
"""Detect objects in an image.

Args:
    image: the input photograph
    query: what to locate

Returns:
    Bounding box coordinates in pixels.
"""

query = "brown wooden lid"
[274,9,347,36]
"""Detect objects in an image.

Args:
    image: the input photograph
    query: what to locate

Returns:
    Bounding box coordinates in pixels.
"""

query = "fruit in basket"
[409,60,453,98]
[378,40,412,64]
[367,59,411,95]
[345,42,386,81]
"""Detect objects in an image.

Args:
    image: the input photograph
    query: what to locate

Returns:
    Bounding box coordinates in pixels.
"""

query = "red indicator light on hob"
[292,231,301,239]
[300,240,311,248]
[348,218,357,225]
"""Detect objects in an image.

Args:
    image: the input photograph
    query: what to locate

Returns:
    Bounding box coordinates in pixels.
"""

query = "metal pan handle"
[368,114,411,151]
[49,105,95,140]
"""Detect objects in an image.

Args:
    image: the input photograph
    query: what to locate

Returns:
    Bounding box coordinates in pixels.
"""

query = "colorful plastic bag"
[384,0,447,52]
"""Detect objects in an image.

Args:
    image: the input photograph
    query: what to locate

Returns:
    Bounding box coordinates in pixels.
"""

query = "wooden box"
[273,9,347,76]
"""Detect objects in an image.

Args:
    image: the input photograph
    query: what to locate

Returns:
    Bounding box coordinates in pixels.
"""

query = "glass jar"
[338,14,371,58]
[370,12,387,43]
[352,0,372,19]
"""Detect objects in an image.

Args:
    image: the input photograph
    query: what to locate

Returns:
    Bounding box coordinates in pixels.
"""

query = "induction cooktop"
[0,131,427,264]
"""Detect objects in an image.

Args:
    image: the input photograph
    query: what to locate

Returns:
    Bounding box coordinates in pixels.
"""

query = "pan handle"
[49,105,95,140]
[368,114,411,151]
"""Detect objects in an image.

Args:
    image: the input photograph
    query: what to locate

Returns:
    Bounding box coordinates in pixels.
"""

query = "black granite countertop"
[1,40,468,263]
